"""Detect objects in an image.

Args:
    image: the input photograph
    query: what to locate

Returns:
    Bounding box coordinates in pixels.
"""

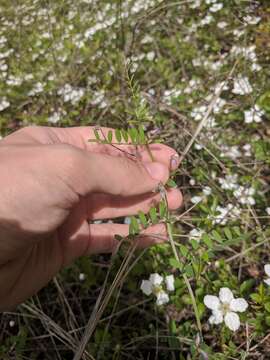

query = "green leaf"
[183,264,194,277]
[240,279,255,294]
[192,260,200,276]
[179,244,189,257]
[250,293,262,304]
[159,200,167,218]
[211,230,223,243]
[121,129,129,143]
[201,251,209,262]
[138,125,146,143]
[138,211,147,228]
[128,127,139,144]
[258,90,270,112]
[224,227,232,240]
[233,226,241,236]
[115,129,122,143]
[202,234,213,248]
[107,130,113,143]
[129,216,140,235]
[169,258,183,270]
[264,303,270,313]
[94,128,101,141]
[167,179,177,188]
[190,239,199,250]
[149,206,158,224]
[265,316,270,327]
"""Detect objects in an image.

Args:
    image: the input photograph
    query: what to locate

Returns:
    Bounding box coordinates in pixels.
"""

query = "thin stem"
[166,221,202,337]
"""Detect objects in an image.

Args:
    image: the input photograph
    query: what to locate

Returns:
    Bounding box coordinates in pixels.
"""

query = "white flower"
[190,0,201,9]
[146,51,155,61]
[204,288,248,331]
[140,273,174,306]
[48,112,61,124]
[233,186,255,206]
[28,82,44,96]
[200,15,213,26]
[243,144,252,156]
[213,81,229,94]
[209,3,223,12]
[244,105,264,124]
[266,208,270,216]
[232,76,252,95]
[156,291,170,306]
[189,178,196,186]
[264,265,270,286]
[220,145,241,160]
[203,186,212,196]
[217,21,227,29]
[194,143,203,150]
[57,84,85,105]
[79,273,86,281]
[218,174,238,190]
[9,320,15,328]
[0,97,10,111]
[243,15,261,25]
[233,29,245,38]
[189,228,203,242]
[191,196,203,204]
[211,203,241,225]
[165,275,175,292]
[191,105,207,121]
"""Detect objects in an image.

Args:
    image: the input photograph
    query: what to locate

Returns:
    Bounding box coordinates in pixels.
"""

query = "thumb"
[57,145,170,197]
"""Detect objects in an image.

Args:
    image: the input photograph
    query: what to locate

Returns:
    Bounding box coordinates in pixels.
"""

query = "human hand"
[0,126,182,310]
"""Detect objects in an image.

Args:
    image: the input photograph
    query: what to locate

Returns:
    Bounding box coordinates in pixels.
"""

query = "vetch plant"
[204,287,248,331]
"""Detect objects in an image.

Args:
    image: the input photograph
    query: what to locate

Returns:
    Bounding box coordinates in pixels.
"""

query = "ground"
[0,0,270,359]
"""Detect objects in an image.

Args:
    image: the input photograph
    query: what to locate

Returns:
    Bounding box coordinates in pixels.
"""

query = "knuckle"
[16,126,39,137]
[53,144,83,186]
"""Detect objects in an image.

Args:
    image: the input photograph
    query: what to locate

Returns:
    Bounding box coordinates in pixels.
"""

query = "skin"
[0,126,182,311]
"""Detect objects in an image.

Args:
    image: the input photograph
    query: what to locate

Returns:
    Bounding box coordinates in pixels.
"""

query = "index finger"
[50,126,180,170]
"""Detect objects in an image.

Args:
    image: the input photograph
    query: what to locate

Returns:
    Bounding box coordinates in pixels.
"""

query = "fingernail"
[144,162,167,182]
[170,153,180,171]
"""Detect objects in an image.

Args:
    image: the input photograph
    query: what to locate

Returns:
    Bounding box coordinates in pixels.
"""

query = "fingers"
[87,223,168,254]
[87,188,183,220]
[49,126,179,169]
[59,146,170,197]
[60,221,168,265]
[2,125,180,171]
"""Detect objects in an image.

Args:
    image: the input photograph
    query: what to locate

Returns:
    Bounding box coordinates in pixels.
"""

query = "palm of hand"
[0,126,182,309]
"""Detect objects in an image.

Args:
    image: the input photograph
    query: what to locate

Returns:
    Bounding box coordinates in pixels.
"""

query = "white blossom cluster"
[220,145,241,160]
[219,143,253,160]
[163,88,182,105]
[244,105,264,124]
[28,82,44,96]
[189,228,204,242]
[233,186,255,206]
[232,76,253,95]
[218,174,238,190]
[207,203,240,226]
[231,45,261,72]
[57,84,85,105]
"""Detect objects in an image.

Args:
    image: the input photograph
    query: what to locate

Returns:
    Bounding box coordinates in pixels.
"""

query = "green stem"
[166,222,202,336]
[146,143,155,162]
